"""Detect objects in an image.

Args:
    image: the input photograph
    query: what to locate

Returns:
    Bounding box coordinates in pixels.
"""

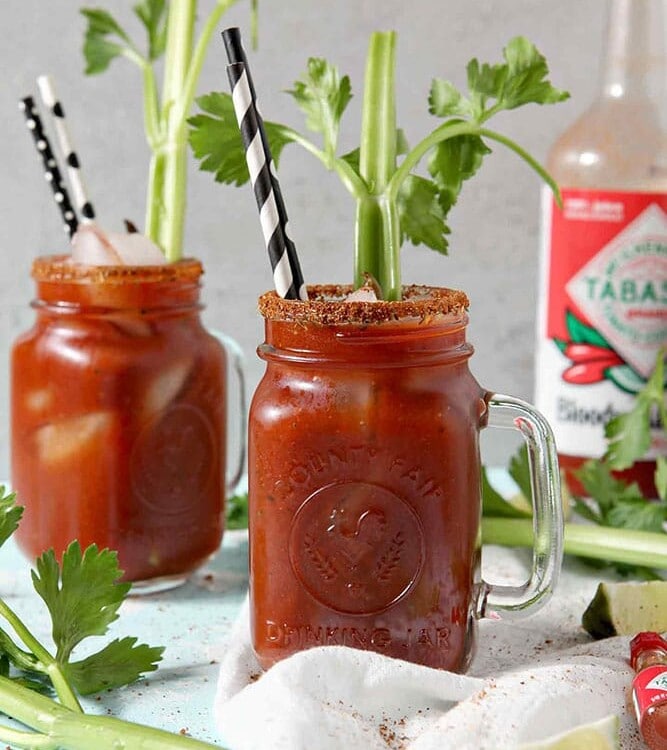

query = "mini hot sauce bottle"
[631,632,667,749]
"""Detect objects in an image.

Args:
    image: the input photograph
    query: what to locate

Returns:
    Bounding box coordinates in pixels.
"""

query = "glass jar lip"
[258,284,469,325]
[31,254,203,284]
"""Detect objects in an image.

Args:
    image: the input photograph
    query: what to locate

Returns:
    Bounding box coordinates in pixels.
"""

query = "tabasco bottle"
[631,631,667,749]
[535,0,667,496]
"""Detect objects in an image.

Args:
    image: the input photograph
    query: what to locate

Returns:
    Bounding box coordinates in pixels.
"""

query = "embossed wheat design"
[304,534,338,581]
[376,530,405,582]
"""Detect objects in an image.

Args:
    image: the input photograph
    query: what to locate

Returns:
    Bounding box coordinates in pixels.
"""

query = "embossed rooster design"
[328,505,387,567]
[295,482,422,614]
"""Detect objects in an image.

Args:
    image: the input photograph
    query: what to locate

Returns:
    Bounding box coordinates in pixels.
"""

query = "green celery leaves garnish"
[189,93,296,185]
[81,9,136,75]
[396,175,449,254]
[190,34,568,298]
[462,36,569,120]
[134,0,168,62]
[287,57,352,163]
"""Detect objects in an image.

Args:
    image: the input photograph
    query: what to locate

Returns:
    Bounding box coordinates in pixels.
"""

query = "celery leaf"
[30,541,164,693]
[576,459,644,516]
[226,492,249,530]
[606,497,667,533]
[573,459,667,575]
[287,58,352,158]
[428,80,473,119]
[340,147,361,174]
[605,351,666,470]
[431,39,565,123]
[467,37,569,121]
[605,400,653,471]
[31,542,131,663]
[427,131,490,215]
[80,9,134,75]
[494,37,570,111]
[65,637,164,695]
[0,487,23,549]
[397,175,449,253]
[133,0,168,61]
[189,92,298,185]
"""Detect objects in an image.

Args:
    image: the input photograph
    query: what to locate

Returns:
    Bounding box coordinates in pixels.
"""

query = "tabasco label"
[632,666,667,724]
[535,187,667,458]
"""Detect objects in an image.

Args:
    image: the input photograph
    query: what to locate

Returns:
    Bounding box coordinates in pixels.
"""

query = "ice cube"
[107,231,167,265]
[142,358,192,422]
[36,411,115,465]
[71,224,122,265]
[345,274,381,302]
[345,287,378,302]
[70,225,166,266]
[110,318,154,338]
[25,389,53,413]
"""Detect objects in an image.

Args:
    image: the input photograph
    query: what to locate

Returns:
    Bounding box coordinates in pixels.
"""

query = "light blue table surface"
[0,529,250,746]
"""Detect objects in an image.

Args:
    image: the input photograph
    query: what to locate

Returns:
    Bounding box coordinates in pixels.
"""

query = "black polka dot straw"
[223,29,307,301]
[37,75,96,223]
[19,96,79,237]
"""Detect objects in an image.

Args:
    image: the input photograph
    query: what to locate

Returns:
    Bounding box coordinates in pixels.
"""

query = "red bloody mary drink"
[11,256,227,588]
[249,286,563,672]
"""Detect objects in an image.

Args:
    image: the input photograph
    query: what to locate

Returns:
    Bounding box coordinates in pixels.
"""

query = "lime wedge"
[583,580,667,638]
[518,714,620,749]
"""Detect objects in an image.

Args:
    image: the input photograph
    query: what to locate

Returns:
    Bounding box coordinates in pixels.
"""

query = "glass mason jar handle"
[480,393,564,619]
[211,330,247,495]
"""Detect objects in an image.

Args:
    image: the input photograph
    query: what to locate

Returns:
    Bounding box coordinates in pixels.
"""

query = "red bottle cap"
[630,632,667,669]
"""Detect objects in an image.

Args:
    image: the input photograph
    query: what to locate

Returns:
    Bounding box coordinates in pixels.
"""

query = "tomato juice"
[248,285,490,671]
[11,256,227,587]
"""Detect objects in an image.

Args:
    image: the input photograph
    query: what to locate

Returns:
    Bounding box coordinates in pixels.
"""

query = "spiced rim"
[32,255,203,284]
[258,285,469,325]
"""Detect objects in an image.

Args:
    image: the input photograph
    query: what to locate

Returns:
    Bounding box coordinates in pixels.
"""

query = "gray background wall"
[1,0,602,477]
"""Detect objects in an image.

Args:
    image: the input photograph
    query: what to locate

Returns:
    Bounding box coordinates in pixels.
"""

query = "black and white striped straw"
[223,31,307,301]
[19,96,79,238]
[37,75,96,223]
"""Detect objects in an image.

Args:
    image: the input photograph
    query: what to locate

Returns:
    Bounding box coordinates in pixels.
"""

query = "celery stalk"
[483,518,667,569]
[141,0,245,261]
[0,676,223,750]
[151,0,195,262]
[356,32,401,299]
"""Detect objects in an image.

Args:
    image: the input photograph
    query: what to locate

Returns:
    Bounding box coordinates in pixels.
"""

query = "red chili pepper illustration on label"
[557,310,628,386]
[563,343,624,364]
[562,357,623,384]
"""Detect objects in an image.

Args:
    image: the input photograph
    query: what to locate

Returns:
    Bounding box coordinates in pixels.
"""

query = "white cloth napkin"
[213,549,641,749]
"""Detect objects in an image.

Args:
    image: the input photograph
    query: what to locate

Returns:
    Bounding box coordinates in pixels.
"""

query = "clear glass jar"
[11,256,237,590]
[249,285,563,672]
